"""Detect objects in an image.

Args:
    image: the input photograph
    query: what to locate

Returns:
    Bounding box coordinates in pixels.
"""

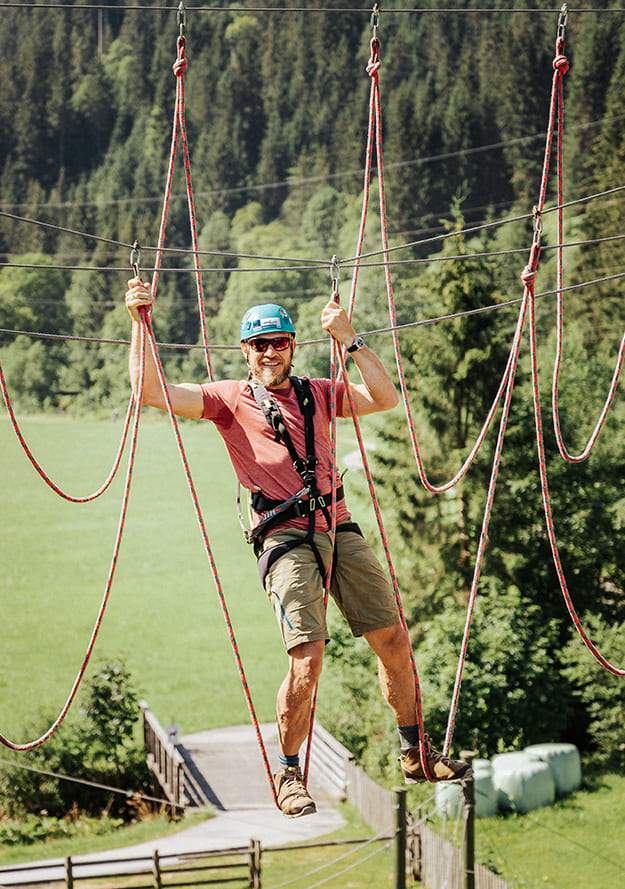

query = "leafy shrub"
[415,584,573,757]
[561,614,625,771]
[0,658,157,820]
[319,585,576,779]
[0,813,123,846]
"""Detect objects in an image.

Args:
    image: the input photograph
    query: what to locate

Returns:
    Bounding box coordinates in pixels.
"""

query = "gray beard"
[250,358,293,389]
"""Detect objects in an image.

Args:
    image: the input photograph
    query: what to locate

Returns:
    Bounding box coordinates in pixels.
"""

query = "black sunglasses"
[247,335,293,353]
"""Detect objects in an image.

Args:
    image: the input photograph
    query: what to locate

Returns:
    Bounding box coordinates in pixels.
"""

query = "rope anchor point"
[130,240,141,278]
[177,1,185,40]
[370,3,380,38]
[558,3,568,40]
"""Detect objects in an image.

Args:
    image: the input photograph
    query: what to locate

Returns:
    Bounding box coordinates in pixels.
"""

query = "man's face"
[242,332,295,389]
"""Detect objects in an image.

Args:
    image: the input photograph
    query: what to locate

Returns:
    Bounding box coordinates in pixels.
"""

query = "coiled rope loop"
[0,363,134,503]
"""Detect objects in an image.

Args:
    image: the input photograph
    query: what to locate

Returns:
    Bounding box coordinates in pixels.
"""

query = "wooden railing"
[0,844,260,889]
[407,816,515,889]
[140,701,186,811]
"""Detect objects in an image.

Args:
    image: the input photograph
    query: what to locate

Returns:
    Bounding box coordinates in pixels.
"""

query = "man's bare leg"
[364,621,472,784]
[273,639,324,817]
[364,622,418,724]
[276,639,325,755]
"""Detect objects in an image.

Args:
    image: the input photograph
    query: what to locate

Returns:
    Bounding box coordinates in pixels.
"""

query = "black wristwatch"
[347,335,365,353]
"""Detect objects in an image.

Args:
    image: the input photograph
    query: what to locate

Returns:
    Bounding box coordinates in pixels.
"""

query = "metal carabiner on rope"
[330,254,340,301]
[557,3,568,43]
[177,1,186,41]
[370,3,380,40]
[130,240,141,278]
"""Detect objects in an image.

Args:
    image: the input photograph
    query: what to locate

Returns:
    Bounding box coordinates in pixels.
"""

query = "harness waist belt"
[252,485,344,516]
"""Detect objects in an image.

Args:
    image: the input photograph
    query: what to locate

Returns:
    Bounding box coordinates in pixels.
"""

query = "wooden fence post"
[152,849,162,889]
[461,751,476,889]
[65,855,73,889]
[393,788,406,889]
[248,838,261,889]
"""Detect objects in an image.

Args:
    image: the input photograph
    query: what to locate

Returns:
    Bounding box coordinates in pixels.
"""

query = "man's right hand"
[125,276,154,322]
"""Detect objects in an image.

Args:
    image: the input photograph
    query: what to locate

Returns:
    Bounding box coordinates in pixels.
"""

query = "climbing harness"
[238,375,347,586]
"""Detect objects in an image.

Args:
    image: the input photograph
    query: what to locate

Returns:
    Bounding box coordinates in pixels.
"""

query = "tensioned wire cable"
[4,232,625,274]
[1,4,625,13]
[3,266,625,352]
[3,177,625,273]
[0,757,194,812]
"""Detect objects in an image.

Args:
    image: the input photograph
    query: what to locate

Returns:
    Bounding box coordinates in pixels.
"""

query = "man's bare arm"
[126,277,204,420]
[320,298,399,416]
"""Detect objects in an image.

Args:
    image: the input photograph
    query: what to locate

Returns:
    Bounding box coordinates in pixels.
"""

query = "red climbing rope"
[367,37,508,500]
[138,307,280,805]
[0,323,148,750]
[0,363,134,502]
[144,31,280,807]
[550,27,625,462]
[152,33,212,380]
[303,270,340,784]
[522,22,624,676]
[345,30,434,782]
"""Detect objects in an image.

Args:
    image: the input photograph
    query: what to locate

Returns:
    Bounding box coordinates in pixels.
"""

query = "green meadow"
[1,410,291,742]
[0,409,374,743]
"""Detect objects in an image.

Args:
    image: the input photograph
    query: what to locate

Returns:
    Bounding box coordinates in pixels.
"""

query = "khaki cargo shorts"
[261,524,400,652]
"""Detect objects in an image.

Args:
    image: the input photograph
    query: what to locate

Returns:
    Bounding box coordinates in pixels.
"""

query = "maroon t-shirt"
[200,378,350,532]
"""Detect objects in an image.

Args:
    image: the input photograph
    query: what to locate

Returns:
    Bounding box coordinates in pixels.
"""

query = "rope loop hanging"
[153,14,213,380]
[514,4,625,678]
[549,0,625,465]
[0,310,149,751]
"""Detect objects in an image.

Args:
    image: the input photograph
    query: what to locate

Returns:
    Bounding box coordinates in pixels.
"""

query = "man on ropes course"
[125,277,472,818]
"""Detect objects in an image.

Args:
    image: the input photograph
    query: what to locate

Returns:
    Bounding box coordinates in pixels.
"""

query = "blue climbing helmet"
[240,303,295,342]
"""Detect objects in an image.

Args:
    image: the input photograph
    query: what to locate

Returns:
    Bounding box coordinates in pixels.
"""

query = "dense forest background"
[2,0,625,773]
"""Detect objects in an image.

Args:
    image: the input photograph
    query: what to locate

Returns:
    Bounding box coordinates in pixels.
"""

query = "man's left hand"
[321,299,357,349]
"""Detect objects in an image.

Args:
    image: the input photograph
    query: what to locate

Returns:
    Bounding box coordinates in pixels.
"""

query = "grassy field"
[0,411,375,742]
[471,772,625,889]
[1,411,285,740]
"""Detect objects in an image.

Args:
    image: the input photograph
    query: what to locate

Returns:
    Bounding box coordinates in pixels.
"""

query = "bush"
[319,585,576,781]
[0,658,158,820]
[415,584,574,757]
[561,614,625,771]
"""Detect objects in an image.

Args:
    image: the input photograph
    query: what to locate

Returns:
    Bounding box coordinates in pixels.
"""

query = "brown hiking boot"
[400,737,473,784]
[274,766,317,817]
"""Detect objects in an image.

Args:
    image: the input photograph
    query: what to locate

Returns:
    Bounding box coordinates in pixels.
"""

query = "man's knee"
[366,622,411,665]
[288,640,324,687]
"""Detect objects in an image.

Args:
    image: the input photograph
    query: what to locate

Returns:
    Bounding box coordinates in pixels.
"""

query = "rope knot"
[553,54,569,74]
[173,56,188,77]
[366,38,381,77]
[521,265,537,288]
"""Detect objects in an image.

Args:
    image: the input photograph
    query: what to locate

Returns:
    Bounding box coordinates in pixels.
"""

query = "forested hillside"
[2,1,625,767]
